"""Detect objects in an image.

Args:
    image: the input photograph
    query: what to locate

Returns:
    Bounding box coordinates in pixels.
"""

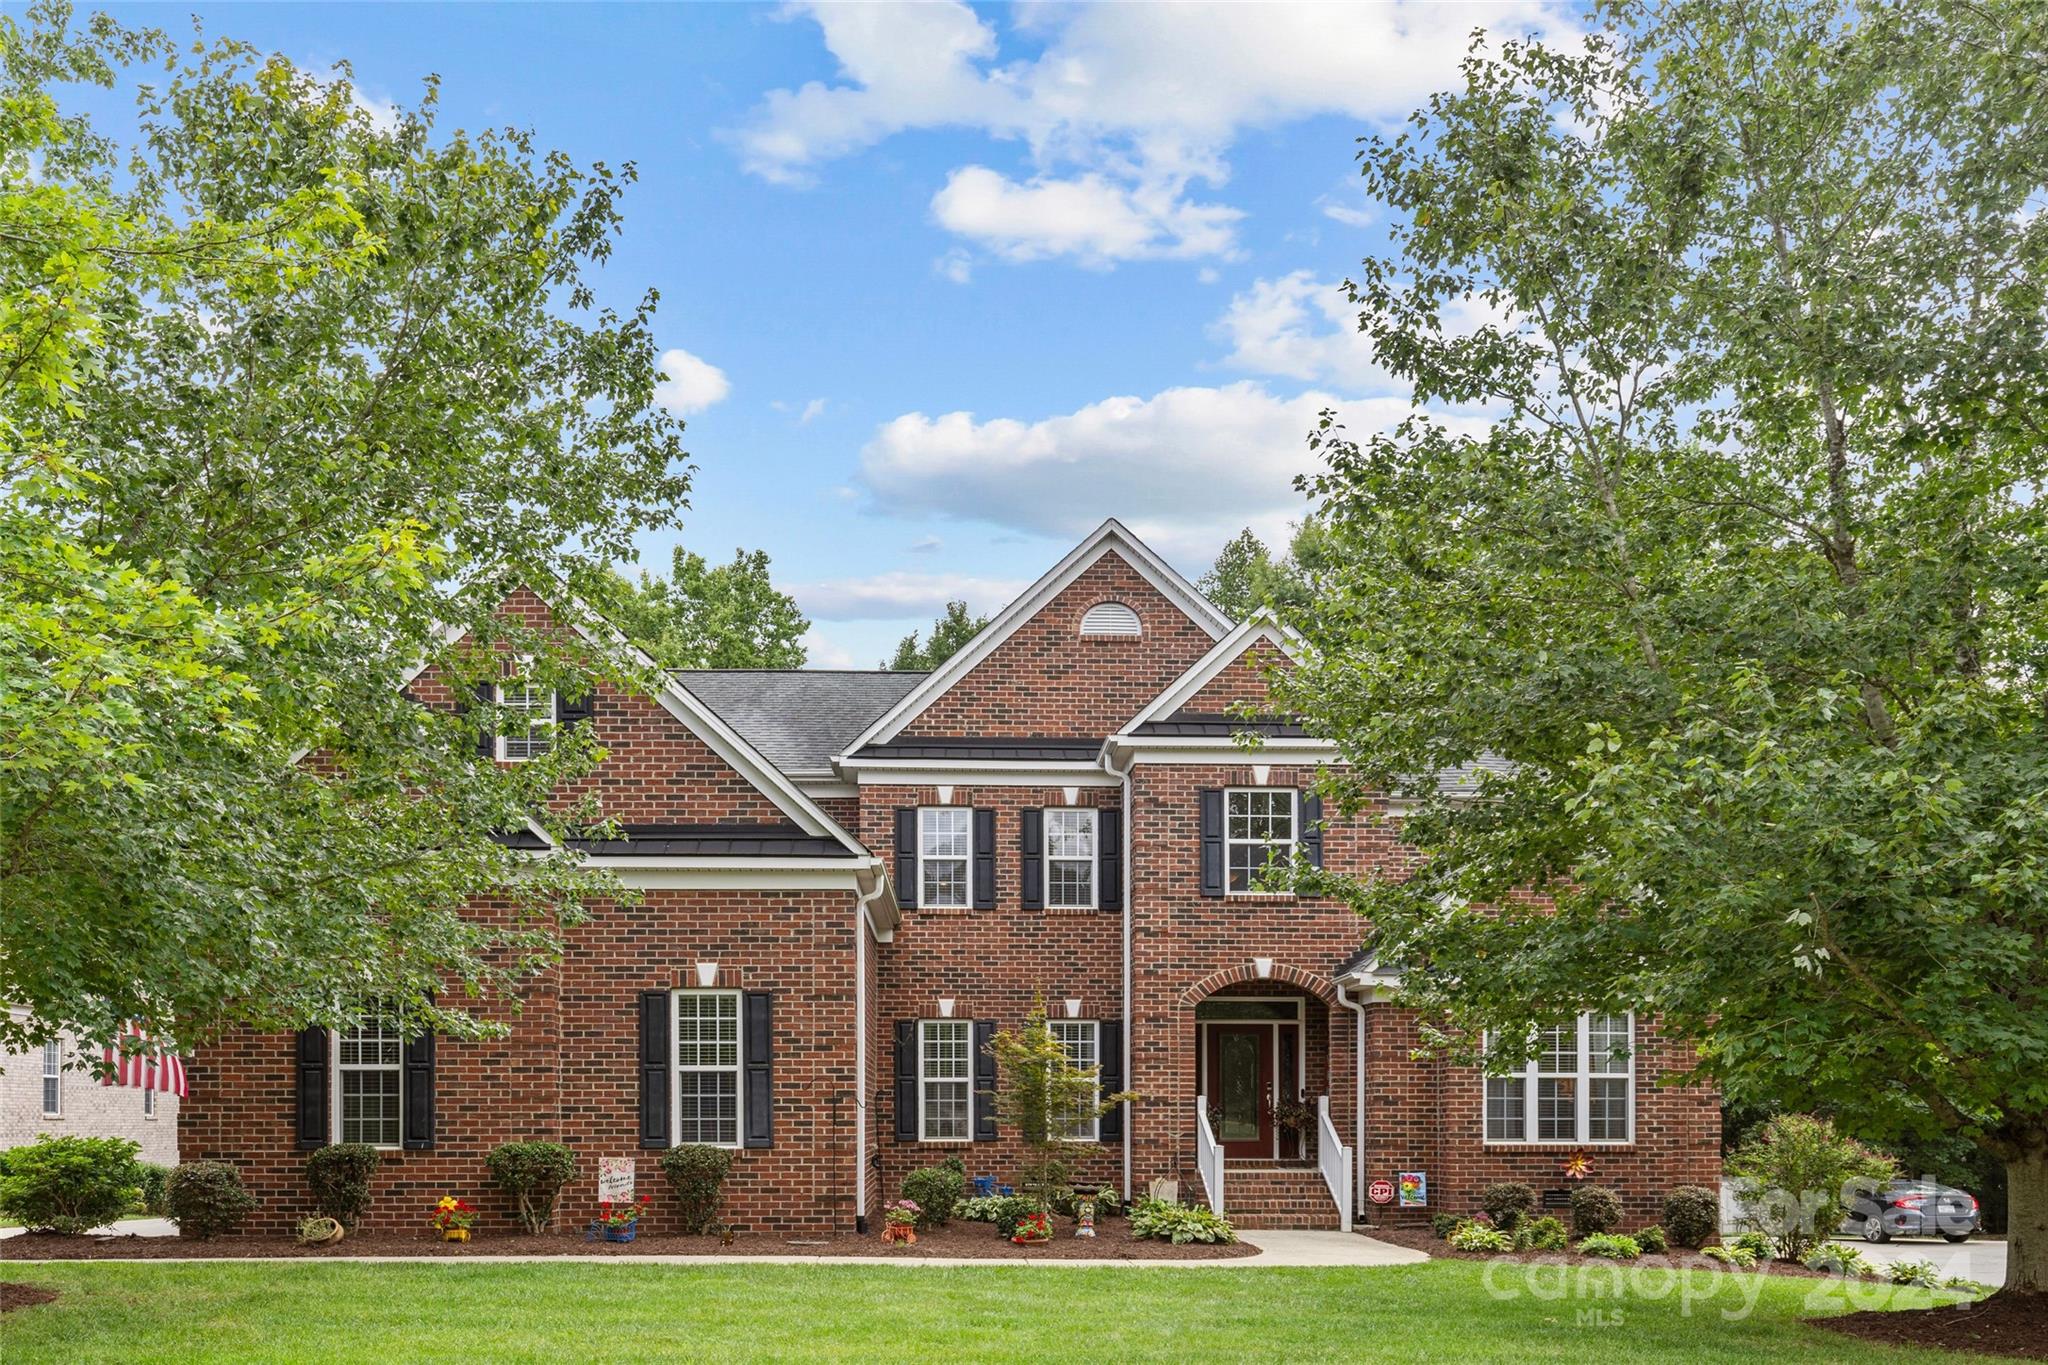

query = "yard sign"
[598,1156,635,1203]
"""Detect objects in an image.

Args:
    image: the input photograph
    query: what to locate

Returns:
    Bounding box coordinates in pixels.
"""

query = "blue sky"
[98,1,1571,667]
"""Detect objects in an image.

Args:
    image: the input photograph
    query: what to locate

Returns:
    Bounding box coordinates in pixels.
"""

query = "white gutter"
[853,864,889,1232]
[1101,740,1138,1203]
[1336,979,1368,1223]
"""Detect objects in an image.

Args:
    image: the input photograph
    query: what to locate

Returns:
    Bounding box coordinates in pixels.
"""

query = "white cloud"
[908,536,942,554]
[799,397,828,425]
[1213,272,1512,395]
[855,380,1438,560]
[734,1,1577,264]
[791,571,1031,621]
[935,248,975,284]
[653,347,731,415]
[799,627,859,670]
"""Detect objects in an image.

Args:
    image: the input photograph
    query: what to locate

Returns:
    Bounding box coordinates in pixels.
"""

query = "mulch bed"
[1,1216,1253,1262]
[1811,1293,2048,1361]
[1360,1225,1829,1278]
[1,1282,60,1312]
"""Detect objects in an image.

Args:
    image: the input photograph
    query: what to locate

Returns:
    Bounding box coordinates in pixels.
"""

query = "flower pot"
[604,1226,637,1243]
[442,1228,471,1243]
[882,1224,916,1245]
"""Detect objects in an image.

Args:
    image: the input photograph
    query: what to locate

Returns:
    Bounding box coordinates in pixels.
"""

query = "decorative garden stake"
[1075,1201,1096,1238]
[1562,1151,1592,1182]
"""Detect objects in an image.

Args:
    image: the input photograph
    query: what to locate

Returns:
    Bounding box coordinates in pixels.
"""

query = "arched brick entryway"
[1179,961,1339,1007]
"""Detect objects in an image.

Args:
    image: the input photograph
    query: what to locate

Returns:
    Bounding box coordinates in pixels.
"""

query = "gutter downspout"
[854,861,888,1234]
[1337,978,1368,1226]
[1102,740,1138,1204]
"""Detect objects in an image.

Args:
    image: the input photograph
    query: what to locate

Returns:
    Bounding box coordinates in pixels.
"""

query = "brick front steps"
[1206,1161,1345,1231]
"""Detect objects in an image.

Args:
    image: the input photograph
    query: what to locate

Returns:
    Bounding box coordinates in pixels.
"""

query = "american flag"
[100,1026,188,1099]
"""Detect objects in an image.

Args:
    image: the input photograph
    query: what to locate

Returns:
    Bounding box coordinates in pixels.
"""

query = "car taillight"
[1969,1197,1979,1212]
[1891,1195,1925,1209]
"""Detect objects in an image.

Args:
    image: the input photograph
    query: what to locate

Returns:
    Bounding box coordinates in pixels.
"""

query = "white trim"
[1482,1012,1636,1147]
[1121,611,1309,735]
[847,762,1120,787]
[1223,787,1298,897]
[916,807,973,910]
[1107,738,1340,764]
[1195,1002,1305,1160]
[331,1011,405,1150]
[917,1018,974,1143]
[841,519,1229,755]
[1043,807,1098,911]
[669,988,745,1149]
[796,779,859,800]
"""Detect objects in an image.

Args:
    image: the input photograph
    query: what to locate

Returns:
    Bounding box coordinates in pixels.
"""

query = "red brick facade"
[184,526,1719,1238]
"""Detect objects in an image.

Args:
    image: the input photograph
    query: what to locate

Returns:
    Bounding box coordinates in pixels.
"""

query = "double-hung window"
[919,808,972,909]
[1225,789,1296,893]
[673,990,742,1146]
[497,671,554,761]
[1049,1019,1100,1140]
[335,1009,404,1147]
[1484,1013,1634,1144]
[143,1084,156,1119]
[919,1019,972,1141]
[40,1040,60,1117]
[1045,809,1097,909]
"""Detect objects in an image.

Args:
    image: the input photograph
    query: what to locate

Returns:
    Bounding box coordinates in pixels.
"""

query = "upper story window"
[1045,808,1097,909]
[335,1008,404,1148]
[1079,602,1141,636]
[1484,1012,1634,1145]
[919,1019,972,1142]
[1225,788,1296,893]
[919,808,972,909]
[673,990,742,1147]
[41,1040,61,1116]
[1049,1018,1100,1141]
[497,670,554,761]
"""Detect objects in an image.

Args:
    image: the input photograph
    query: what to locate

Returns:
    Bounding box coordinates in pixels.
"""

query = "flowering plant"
[431,1196,476,1233]
[597,1194,651,1229]
[1010,1211,1053,1244]
[884,1199,921,1229]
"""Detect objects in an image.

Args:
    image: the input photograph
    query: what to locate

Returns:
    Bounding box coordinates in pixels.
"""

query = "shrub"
[1701,1243,1756,1268]
[166,1161,255,1240]
[1662,1185,1720,1249]
[1448,1222,1514,1253]
[1805,1243,1874,1278]
[1732,1230,1774,1261]
[0,1135,144,1234]
[1569,1184,1623,1238]
[1727,1113,1895,1261]
[659,1144,734,1234]
[955,1195,1004,1223]
[1633,1224,1668,1254]
[1089,1186,1123,1218]
[1480,1182,1537,1231]
[1430,1212,1463,1239]
[1129,1199,1235,1245]
[136,1162,172,1216]
[485,1142,579,1235]
[1888,1258,1939,1288]
[305,1144,380,1229]
[1515,1215,1570,1252]
[900,1163,965,1229]
[1577,1233,1641,1260]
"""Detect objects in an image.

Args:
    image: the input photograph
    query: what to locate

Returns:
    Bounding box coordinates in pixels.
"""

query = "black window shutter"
[1098,808,1123,911]
[638,990,671,1149]
[402,1029,435,1150]
[295,1026,329,1150]
[1097,1019,1124,1143]
[743,991,774,1149]
[472,680,495,758]
[972,809,996,909]
[1199,789,1225,897]
[1300,791,1324,868]
[894,809,919,910]
[973,1019,997,1142]
[893,1021,918,1141]
[555,690,595,729]
[1019,809,1044,910]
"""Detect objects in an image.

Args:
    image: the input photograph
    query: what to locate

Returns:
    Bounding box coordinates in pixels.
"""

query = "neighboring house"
[2,1012,179,1167]
[182,519,1719,1236]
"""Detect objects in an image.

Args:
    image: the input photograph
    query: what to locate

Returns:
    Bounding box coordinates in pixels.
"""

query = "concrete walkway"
[0,1216,177,1240]
[1827,1236,2006,1285]
[1,1226,1427,1269]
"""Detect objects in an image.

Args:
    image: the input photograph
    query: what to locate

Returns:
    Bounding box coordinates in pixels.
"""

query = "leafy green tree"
[1727,1114,1895,1262]
[1199,522,1331,619]
[883,600,986,671]
[607,546,809,669]
[987,1002,1133,1203]
[1280,0,2048,1294]
[2,6,689,1055]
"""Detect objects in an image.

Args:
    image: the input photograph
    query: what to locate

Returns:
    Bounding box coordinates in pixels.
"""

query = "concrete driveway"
[1829,1236,2006,1284]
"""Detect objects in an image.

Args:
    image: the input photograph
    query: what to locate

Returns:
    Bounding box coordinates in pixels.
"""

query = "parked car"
[1844,1181,1981,1243]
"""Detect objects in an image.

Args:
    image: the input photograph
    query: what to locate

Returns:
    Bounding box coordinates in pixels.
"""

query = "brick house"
[182,519,1720,1236]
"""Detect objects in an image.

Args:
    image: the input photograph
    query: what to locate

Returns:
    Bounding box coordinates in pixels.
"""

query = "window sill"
[1481,1139,1636,1149]
[917,1137,974,1146]
[909,905,971,917]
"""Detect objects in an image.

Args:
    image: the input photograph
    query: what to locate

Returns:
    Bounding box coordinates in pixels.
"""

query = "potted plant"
[1010,1210,1053,1245]
[431,1196,477,1243]
[1270,1092,1318,1160]
[596,1194,650,1243]
[882,1199,920,1245]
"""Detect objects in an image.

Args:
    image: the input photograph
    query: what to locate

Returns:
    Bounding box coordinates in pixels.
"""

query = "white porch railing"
[1194,1094,1224,1216]
[1317,1095,1353,1233]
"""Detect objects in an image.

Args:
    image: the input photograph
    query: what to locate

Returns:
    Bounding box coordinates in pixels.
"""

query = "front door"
[1206,1024,1273,1158]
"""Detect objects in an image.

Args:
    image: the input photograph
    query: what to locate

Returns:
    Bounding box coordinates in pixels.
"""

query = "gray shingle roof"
[672,669,928,777]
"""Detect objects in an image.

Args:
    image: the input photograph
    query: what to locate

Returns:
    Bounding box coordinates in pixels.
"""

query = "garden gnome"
[1075,1201,1096,1238]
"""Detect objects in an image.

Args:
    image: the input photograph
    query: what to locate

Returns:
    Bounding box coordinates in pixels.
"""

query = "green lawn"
[0,1259,1990,1363]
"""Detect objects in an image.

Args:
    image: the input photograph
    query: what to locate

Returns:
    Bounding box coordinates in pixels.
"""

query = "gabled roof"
[675,670,926,778]
[1118,611,1309,736]
[839,519,1232,755]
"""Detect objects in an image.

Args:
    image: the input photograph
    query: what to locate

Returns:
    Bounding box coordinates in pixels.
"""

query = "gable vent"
[1080,602,1142,637]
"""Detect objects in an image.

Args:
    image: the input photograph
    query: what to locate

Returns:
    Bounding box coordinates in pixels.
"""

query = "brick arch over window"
[1179,962,1338,1007]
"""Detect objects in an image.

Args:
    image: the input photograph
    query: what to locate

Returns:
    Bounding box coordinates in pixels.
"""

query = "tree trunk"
[2008,1139,2048,1296]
